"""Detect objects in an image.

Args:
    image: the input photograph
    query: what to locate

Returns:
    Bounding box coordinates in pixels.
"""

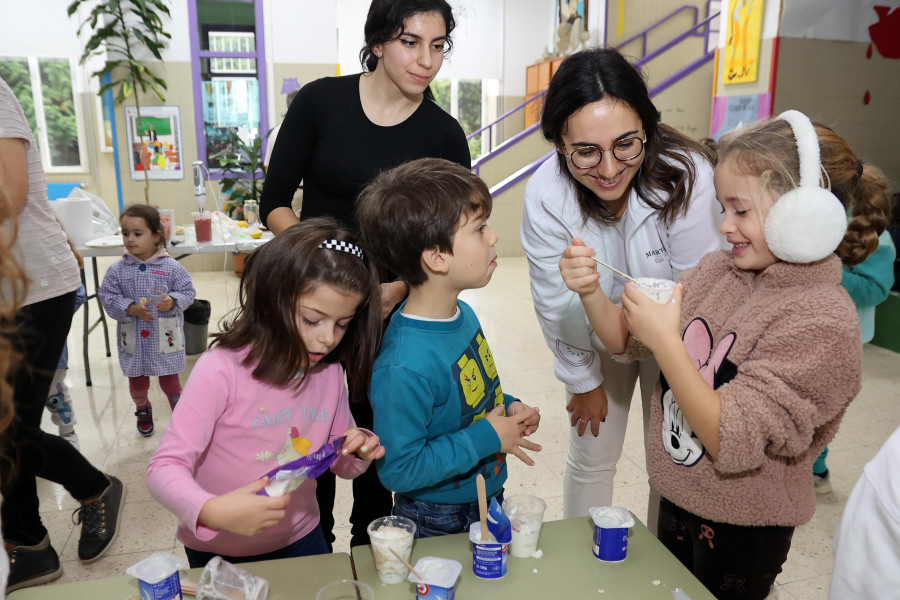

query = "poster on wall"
[125,105,184,180]
[709,93,772,139]
[724,0,765,84]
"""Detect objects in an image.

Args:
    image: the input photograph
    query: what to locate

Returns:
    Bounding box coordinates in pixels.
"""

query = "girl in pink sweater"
[559,112,891,600]
[147,219,385,567]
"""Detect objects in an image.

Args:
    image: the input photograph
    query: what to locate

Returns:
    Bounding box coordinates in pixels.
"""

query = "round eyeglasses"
[561,136,646,169]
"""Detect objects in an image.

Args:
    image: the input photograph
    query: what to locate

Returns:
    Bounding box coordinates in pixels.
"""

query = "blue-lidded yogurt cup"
[468,522,508,579]
[589,506,635,562]
[409,557,462,599]
[126,551,186,600]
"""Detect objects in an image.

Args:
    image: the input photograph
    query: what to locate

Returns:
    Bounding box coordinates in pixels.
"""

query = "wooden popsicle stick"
[389,547,423,579]
[591,256,639,284]
[476,474,489,540]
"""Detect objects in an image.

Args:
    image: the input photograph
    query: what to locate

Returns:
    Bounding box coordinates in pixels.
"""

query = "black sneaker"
[5,535,63,592]
[72,474,126,563]
[135,403,154,436]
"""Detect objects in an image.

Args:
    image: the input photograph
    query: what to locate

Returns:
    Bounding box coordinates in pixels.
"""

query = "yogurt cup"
[633,277,677,303]
[367,515,416,584]
[409,557,462,600]
[502,494,547,558]
[589,506,635,562]
[126,551,186,600]
[469,522,508,579]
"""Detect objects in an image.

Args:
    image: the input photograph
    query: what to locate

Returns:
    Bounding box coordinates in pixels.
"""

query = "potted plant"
[69,0,171,205]
[219,129,269,273]
[219,129,267,222]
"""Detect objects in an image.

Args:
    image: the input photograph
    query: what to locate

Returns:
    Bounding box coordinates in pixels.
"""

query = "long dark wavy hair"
[541,47,714,226]
[211,218,382,401]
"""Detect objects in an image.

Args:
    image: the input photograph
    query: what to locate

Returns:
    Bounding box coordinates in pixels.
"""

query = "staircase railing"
[469,4,719,197]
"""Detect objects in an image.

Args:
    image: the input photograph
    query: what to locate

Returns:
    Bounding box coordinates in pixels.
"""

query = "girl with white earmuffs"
[559,110,891,600]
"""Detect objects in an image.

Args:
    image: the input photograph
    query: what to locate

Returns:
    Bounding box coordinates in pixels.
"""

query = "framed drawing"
[125,105,184,180]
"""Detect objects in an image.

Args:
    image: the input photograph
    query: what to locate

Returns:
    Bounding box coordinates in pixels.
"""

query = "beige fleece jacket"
[636,251,862,527]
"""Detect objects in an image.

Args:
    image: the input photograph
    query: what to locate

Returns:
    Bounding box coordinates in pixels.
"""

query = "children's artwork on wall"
[125,105,184,180]
[723,0,764,84]
[556,0,590,55]
[709,93,772,139]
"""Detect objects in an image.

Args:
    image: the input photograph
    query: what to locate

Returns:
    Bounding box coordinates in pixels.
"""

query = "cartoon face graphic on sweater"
[660,318,737,467]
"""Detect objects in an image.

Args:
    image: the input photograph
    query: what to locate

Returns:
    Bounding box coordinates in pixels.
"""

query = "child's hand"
[155,294,175,312]
[198,478,291,537]
[340,428,385,461]
[621,282,683,352]
[559,238,602,297]
[127,301,153,322]
[508,401,541,436]
[485,404,542,466]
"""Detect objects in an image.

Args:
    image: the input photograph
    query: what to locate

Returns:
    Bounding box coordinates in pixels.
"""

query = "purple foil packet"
[256,436,346,497]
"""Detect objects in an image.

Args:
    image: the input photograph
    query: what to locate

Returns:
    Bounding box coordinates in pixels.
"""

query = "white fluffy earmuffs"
[764,110,847,263]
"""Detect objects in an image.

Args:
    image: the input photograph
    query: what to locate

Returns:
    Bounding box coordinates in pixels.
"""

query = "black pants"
[657,497,794,600]
[1,291,109,545]
[316,396,393,550]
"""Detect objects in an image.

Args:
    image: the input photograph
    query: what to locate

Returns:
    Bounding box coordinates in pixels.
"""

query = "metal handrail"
[471,5,721,195]
[617,6,701,58]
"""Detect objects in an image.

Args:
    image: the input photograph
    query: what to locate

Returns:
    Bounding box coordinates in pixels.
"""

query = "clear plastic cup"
[315,579,375,600]
[367,515,416,584]
[633,277,677,303]
[147,284,168,312]
[243,200,259,226]
[193,211,213,243]
[158,209,175,242]
[196,556,269,600]
[503,494,547,558]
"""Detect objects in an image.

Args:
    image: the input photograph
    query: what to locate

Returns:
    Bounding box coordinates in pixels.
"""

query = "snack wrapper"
[256,436,345,497]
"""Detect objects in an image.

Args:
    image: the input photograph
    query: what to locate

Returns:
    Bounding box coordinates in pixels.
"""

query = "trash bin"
[184,299,211,355]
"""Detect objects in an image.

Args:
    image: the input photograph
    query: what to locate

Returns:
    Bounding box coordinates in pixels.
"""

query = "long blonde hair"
[0,212,27,483]
[716,118,891,266]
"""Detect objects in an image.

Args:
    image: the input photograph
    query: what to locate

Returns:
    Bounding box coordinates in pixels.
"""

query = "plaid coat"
[99,250,196,377]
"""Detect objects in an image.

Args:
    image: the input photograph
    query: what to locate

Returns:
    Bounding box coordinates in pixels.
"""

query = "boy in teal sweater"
[357,158,541,537]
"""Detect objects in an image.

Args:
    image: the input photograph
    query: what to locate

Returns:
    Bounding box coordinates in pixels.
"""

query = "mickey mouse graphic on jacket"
[660,318,736,468]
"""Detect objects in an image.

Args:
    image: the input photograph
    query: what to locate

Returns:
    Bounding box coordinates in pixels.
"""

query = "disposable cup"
[197,556,268,600]
[633,277,677,303]
[589,506,635,562]
[158,209,175,242]
[409,557,462,600]
[468,522,507,579]
[147,284,168,311]
[502,494,547,558]
[315,579,375,600]
[126,551,185,600]
[192,211,212,243]
[367,515,416,584]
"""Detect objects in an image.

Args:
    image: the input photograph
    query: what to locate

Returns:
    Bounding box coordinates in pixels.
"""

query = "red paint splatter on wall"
[864,90,871,105]
[870,6,900,59]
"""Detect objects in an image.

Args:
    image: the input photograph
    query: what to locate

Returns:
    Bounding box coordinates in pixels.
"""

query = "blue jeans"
[184,525,329,569]
[392,492,504,538]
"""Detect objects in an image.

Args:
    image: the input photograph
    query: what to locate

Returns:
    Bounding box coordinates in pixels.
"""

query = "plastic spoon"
[476,474,489,540]
[590,256,639,284]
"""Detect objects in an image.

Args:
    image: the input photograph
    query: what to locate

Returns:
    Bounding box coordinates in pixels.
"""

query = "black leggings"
[316,396,393,549]
[657,496,794,600]
[1,291,109,545]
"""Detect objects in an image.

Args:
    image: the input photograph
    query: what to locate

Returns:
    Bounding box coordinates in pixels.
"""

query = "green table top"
[352,515,716,599]
[8,551,354,600]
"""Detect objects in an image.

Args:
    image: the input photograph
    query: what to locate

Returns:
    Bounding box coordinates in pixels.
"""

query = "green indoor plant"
[219,130,268,222]
[68,0,171,205]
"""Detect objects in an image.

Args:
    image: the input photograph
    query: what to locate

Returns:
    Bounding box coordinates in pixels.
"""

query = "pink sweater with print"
[146,347,370,556]
[629,251,861,527]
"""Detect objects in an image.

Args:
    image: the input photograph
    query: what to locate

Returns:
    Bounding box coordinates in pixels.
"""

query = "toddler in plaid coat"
[100,205,196,436]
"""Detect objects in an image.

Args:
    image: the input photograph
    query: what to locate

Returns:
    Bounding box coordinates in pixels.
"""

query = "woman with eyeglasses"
[521,47,722,530]
[260,0,470,552]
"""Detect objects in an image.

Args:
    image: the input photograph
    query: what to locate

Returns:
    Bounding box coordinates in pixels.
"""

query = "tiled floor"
[29,255,900,599]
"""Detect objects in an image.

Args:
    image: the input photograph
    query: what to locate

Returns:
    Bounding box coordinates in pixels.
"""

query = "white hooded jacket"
[520,155,723,394]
